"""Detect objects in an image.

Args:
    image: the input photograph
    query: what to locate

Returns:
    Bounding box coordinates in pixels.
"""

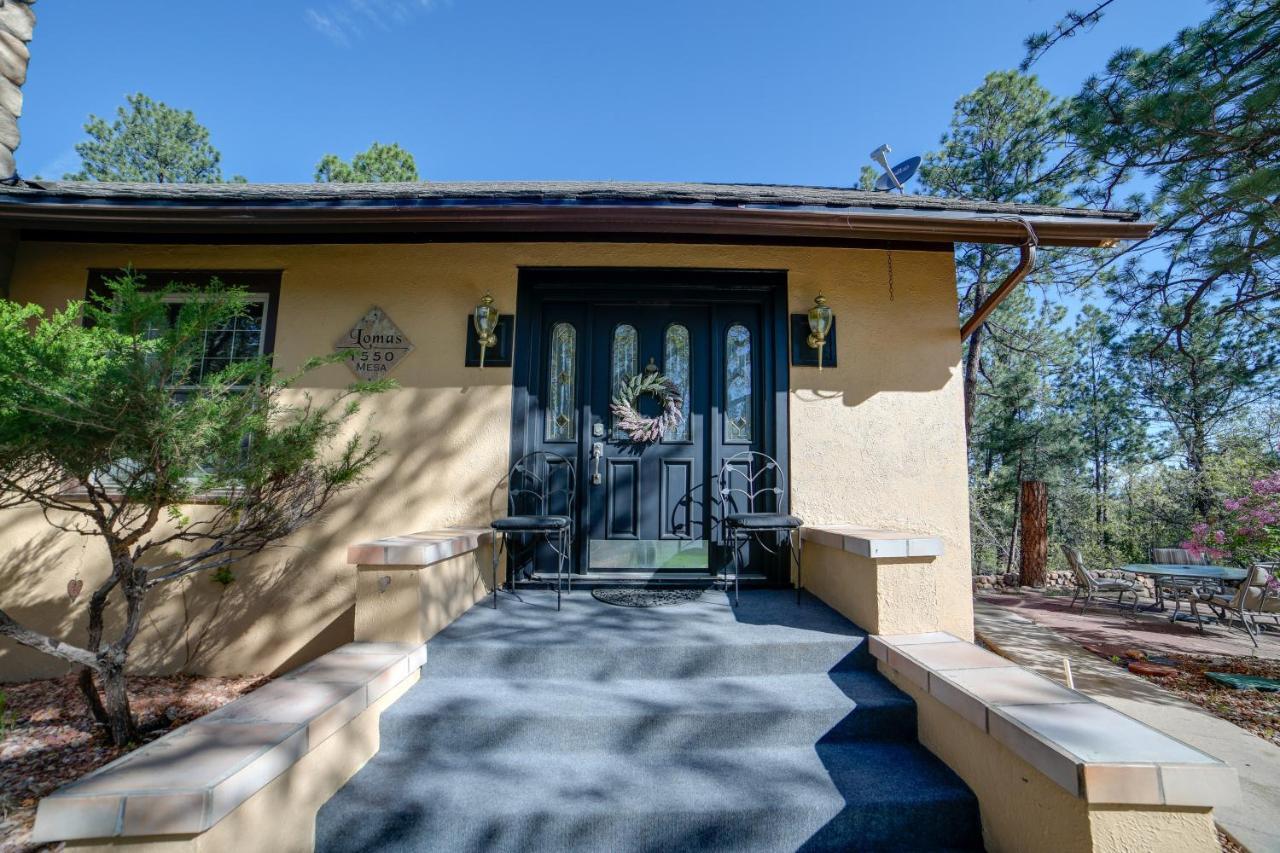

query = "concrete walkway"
[975,601,1280,853]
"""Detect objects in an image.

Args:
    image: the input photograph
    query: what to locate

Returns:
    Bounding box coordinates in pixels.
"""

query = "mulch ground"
[1080,642,1280,748]
[0,673,266,853]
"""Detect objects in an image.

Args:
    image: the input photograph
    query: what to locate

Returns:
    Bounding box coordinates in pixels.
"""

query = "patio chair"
[1151,547,1221,628]
[1062,545,1141,614]
[1150,547,1208,566]
[491,451,575,611]
[718,450,803,607]
[1205,563,1280,648]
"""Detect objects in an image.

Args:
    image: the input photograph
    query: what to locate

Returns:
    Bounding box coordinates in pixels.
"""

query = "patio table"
[1123,563,1247,618]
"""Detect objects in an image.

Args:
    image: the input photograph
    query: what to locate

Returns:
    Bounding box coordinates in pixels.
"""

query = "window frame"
[85,269,283,374]
[66,270,284,501]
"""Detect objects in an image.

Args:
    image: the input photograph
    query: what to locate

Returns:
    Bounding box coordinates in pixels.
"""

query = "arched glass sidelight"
[663,323,691,441]
[546,321,577,441]
[611,324,639,438]
[725,323,752,442]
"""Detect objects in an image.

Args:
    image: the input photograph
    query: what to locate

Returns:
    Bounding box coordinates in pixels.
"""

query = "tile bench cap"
[31,642,425,843]
[347,526,492,566]
[869,633,1238,809]
[801,524,944,559]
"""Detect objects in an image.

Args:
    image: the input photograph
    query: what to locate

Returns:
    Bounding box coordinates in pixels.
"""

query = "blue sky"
[26,0,1210,185]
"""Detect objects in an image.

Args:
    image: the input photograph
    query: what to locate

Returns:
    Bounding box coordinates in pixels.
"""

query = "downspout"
[959,218,1040,340]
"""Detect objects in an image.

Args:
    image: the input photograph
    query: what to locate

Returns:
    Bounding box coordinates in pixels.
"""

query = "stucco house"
[0,180,1241,852]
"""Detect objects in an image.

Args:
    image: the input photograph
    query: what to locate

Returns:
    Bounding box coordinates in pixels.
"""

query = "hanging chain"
[885,246,896,301]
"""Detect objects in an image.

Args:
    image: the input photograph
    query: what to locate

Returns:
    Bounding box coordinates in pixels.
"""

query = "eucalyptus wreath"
[611,371,684,443]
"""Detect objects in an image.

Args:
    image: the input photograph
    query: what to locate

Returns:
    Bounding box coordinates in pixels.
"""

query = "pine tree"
[314,142,420,183]
[66,93,244,183]
[918,70,1084,438]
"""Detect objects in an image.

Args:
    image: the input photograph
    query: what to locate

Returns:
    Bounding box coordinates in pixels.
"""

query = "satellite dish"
[868,144,920,193]
[874,156,920,192]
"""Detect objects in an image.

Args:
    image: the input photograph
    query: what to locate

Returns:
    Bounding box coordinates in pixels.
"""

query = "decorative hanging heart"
[377,575,392,593]
[67,578,83,602]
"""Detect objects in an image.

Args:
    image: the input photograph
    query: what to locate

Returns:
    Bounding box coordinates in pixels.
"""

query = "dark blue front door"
[587,305,712,571]
[511,270,786,581]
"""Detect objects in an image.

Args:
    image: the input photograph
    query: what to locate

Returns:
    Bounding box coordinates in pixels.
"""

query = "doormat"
[590,588,706,608]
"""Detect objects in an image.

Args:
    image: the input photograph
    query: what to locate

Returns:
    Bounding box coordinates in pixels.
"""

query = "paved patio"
[977,590,1280,659]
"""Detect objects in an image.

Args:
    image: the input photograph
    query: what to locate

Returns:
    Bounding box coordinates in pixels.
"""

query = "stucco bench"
[32,642,424,847]
[347,526,495,646]
[802,524,945,559]
[872,632,1235,851]
[799,524,955,636]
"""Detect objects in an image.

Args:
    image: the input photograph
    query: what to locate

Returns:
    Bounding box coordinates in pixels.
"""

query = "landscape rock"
[1129,661,1179,677]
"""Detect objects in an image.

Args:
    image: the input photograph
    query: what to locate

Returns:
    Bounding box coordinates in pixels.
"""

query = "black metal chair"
[491,451,575,611]
[718,451,803,607]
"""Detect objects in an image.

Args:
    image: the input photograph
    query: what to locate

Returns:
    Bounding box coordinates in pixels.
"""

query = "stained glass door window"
[546,321,577,441]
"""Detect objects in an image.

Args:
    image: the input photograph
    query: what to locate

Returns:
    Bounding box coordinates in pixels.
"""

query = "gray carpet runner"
[315,590,983,852]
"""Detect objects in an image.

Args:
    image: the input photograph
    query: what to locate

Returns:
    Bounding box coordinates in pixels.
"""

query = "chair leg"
[730,531,743,608]
[1243,608,1260,648]
[566,530,572,596]
[1071,587,1080,609]
[794,529,803,605]
[1190,597,1205,633]
[555,530,563,612]
[492,532,500,609]
[1082,590,1093,614]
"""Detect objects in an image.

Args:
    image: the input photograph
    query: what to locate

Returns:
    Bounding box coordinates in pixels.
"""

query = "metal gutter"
[959,218,1040,340]
[0,201,1149,248]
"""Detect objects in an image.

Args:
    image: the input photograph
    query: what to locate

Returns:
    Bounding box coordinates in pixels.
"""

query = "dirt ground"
[0,672,266,852]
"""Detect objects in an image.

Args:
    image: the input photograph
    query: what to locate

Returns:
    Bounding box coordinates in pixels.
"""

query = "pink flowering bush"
[1184,471,1280,568]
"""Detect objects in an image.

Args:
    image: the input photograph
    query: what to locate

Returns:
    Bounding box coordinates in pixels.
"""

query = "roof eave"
[0,202,1152,248]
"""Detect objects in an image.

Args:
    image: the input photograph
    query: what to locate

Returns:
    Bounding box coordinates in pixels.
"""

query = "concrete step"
[315,742,982,853]
[424,590,873,679]
[382,670,917,753]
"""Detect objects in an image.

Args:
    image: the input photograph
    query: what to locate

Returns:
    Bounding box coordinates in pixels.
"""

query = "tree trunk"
[962,320,984,439]
[1019,480,1048,587]
[77,666,110,726]
[99,656,138,745]
[1187,423,1214,520]
[961,272,987,440]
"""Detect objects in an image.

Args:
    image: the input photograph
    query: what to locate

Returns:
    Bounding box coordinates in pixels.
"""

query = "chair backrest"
[1061,544,1096,590]
[718,451,786,516]
[506,451,576,521]
[1151,547,1206,566]
[1233,563,1278,612]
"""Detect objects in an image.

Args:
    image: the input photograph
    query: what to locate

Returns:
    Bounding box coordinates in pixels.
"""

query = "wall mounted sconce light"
[465,294,513,368]
[789,294,837,369]
[806,293,834,371]
[472,293,499,368]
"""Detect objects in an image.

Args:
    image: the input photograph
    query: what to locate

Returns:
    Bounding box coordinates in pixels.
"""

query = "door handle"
[591,442,603,485]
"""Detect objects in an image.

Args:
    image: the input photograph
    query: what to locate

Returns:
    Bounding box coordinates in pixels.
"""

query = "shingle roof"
[0,179,1139,222]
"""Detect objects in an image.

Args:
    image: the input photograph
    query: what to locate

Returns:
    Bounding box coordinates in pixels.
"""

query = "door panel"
[605,458,639,537]
[587,305,710,571]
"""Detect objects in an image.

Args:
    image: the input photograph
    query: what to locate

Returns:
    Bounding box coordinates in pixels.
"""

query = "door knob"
[591,442,603,485]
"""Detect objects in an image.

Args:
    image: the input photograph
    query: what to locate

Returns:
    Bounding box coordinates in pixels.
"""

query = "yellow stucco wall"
[0,239,971,680]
